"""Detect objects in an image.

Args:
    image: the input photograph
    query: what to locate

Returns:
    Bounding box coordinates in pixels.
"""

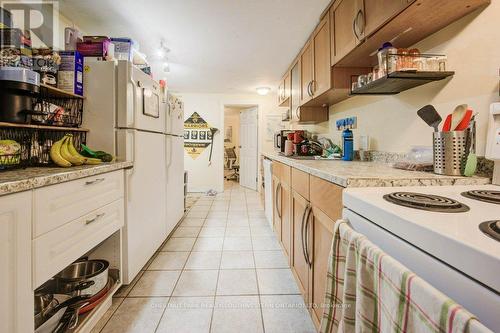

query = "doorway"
[223,105,258,191]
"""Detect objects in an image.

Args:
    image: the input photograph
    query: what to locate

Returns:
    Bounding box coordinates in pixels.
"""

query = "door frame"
[221,102,259,192]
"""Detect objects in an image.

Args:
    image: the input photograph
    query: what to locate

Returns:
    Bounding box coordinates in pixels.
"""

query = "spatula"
[442,114,452,131]
[417,105,441,132]
[450,104,468,131]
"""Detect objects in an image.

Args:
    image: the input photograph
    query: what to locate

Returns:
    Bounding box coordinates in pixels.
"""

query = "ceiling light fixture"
[163,61,170,73]
[256,87,271,96]
[156,39,170,59]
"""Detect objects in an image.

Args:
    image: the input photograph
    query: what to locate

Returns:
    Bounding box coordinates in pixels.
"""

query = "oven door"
[343,208,499,331]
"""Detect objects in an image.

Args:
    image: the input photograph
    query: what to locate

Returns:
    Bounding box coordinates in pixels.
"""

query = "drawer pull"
[85,178,105,185]
[85,213,105,225]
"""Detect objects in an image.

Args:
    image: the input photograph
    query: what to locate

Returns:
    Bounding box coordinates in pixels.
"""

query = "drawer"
[291,168,309,200]
[33,199,124,288]
[34,170,124,237]
[310,175,343,221]
[273,161,291,185]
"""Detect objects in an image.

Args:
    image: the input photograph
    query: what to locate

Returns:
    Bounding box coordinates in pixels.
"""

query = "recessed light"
[256,87,271,96]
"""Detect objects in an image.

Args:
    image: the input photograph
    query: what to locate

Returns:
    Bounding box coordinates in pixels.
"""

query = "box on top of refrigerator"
[57,50,84,96]
[111,38,135,61]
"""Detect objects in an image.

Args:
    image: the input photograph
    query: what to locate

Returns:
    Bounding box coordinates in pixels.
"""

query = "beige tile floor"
[93,181,316,333]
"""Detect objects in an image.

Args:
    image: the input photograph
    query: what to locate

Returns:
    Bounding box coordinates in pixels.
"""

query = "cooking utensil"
[450,104,468,131]
[454,109,473,131]
[442,114,452,131]
[417,105,442,132]
[464,115,477,177]
[34,291,55,315]
[54,259,109,297]
[35,307,67,333]
[52,300,90,333]
[79,277,113,314]
[46,295,91,317]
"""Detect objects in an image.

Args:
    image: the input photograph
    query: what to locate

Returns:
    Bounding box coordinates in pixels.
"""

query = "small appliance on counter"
[0,67,40,123]
[274,129,295,153]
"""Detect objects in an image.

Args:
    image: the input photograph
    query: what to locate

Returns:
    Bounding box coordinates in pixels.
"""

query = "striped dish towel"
[320,220,492,333]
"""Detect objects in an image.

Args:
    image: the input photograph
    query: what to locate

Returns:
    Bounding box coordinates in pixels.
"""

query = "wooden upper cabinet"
[278,71,291,106]
[300,41,314,105]
[333,0,364,64]
[312,15,331,97]
[364,0,410,37]
[329,7,336,66]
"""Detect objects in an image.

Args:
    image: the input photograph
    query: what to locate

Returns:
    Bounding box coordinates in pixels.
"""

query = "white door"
[239,107,258,190]
[117,129,167,284]
[166,135,185,235]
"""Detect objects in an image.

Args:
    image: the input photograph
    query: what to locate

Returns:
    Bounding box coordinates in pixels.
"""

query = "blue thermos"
[342,129,354,161]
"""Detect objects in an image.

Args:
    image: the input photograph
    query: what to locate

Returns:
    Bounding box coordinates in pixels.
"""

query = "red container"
[293,130,304,144]
[77,36,111,58]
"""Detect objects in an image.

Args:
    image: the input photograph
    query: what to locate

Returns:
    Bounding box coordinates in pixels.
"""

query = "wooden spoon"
[450,104,468,131]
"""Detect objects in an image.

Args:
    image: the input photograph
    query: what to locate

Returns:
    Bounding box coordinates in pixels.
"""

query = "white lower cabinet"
[0,191,33,333]
[33,199,124,288]
[0,169,126,333]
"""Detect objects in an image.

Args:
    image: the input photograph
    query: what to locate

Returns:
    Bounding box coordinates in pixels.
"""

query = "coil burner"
[383,192,470,213]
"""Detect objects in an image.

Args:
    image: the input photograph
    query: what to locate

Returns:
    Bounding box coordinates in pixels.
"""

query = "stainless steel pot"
[54,259,109,297]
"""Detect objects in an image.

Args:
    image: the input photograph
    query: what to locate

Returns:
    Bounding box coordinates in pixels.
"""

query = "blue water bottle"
[342,128,354,161]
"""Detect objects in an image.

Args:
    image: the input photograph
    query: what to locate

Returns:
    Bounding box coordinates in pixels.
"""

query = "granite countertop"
[0,161,133,196]
[262,152,490,188]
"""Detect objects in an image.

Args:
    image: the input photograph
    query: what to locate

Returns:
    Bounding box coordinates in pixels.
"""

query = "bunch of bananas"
[50,134,103,167]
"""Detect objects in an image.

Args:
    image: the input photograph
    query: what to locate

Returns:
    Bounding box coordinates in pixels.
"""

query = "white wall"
[180,93,280,193]
[317,4,499,154]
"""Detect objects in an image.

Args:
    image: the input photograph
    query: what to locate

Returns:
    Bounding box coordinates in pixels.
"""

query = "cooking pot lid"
[0,67,40,86]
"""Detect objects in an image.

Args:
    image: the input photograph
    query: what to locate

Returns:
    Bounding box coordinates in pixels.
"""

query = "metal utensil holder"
[433,131,467,176]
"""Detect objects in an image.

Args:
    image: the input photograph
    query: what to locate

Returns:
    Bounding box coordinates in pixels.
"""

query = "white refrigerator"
[83,60,183,284]
[165,93,185,233]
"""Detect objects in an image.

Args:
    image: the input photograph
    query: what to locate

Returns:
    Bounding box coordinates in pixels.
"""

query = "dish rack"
[0,124,87,170]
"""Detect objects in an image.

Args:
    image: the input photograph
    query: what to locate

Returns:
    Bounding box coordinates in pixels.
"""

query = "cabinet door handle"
[275,182,282,219]
[85,178,105,185]
[353,9,364,41]
[307,81,313,97]
[301,203,310,264]
[86,213,105,225]
[304,206,313,267]
[311,80,316,95]
[295,107,301,120]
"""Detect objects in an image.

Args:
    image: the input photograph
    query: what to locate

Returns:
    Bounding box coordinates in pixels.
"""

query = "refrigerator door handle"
[129,76,138,127]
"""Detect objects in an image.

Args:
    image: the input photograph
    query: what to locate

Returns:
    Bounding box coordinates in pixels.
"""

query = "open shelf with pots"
[34,230,123,333]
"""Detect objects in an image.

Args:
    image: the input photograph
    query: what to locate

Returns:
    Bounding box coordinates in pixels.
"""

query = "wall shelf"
[40,84,85,99]
[350,71,455,95]
[0,122,89,132]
